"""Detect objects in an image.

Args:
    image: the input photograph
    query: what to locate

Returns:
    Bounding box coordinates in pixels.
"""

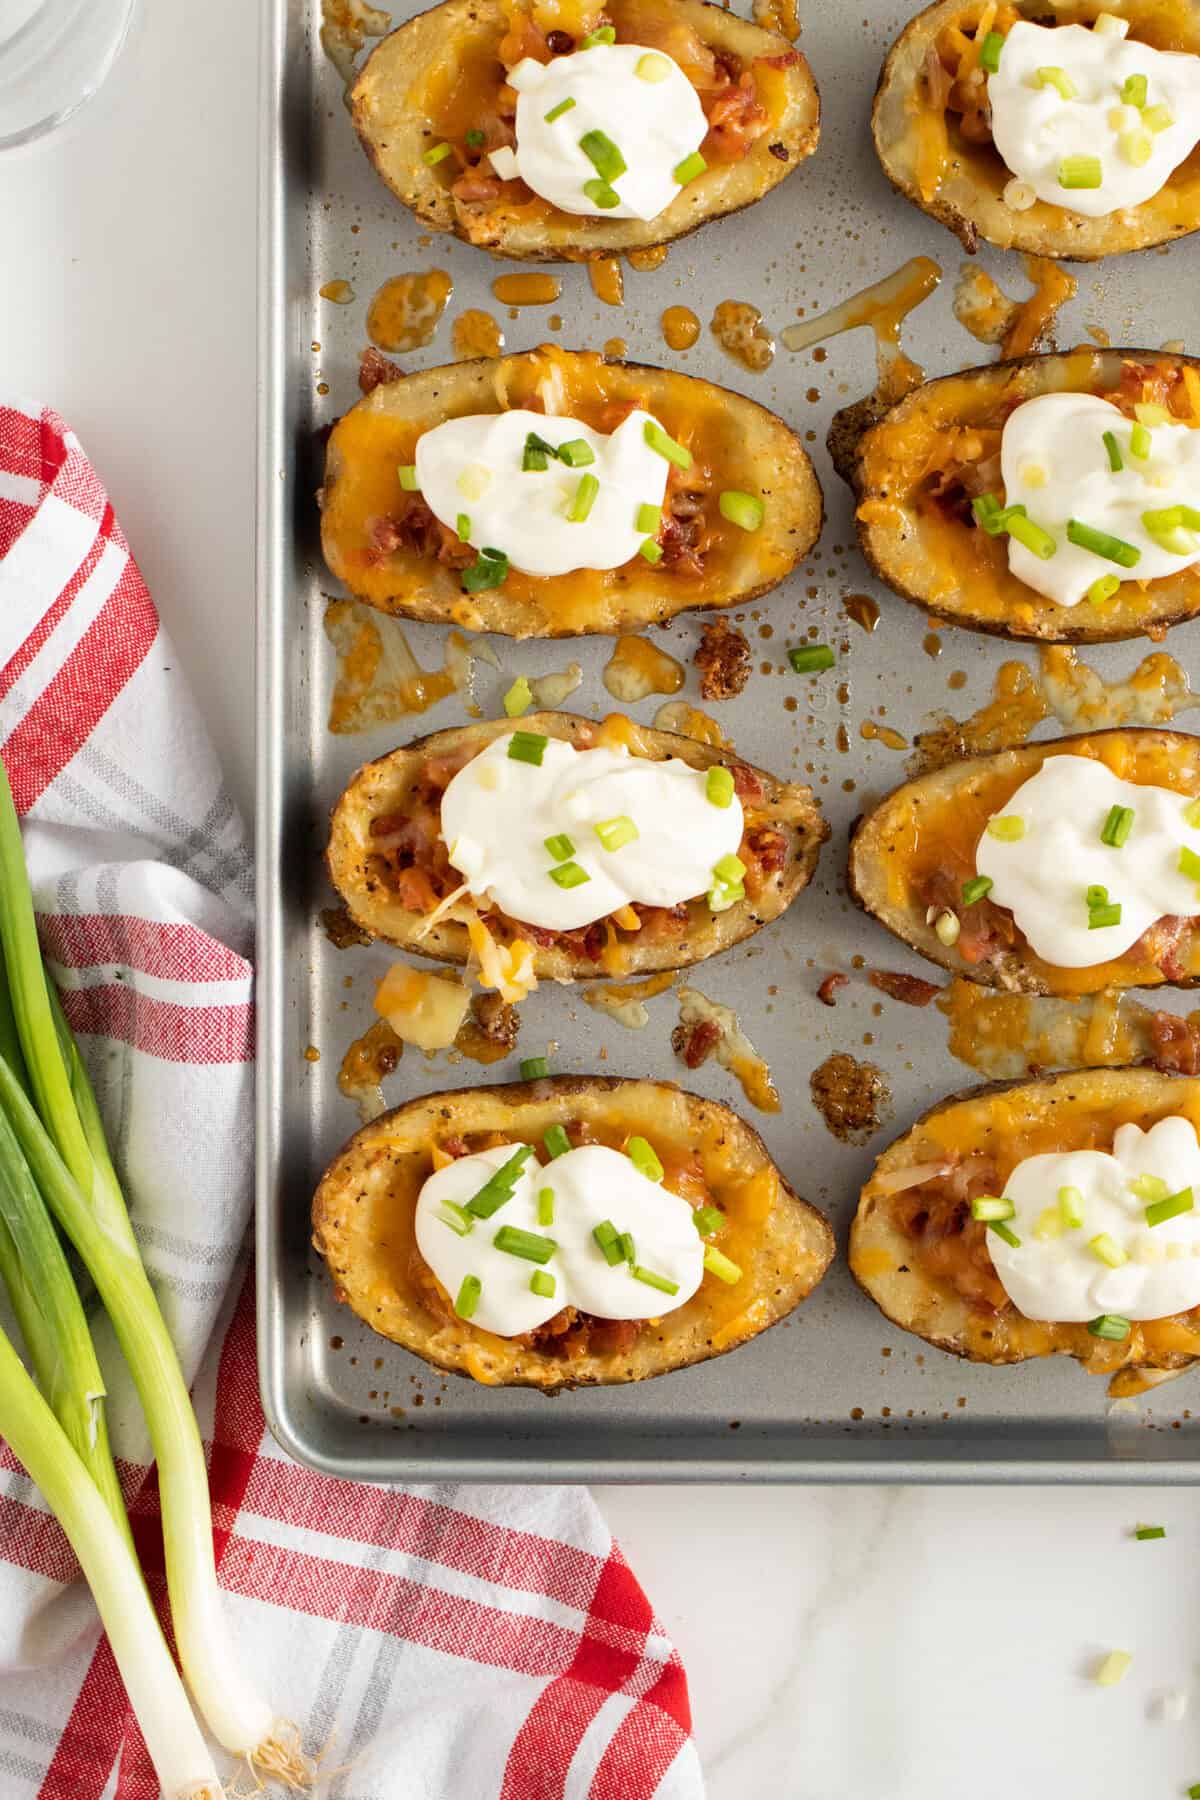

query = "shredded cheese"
[467,915,539,1002]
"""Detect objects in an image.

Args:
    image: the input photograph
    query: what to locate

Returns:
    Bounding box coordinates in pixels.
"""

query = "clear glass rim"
[0,0,137,154]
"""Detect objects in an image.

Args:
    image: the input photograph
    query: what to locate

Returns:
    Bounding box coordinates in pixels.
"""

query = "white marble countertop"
[3,3,1199,1793]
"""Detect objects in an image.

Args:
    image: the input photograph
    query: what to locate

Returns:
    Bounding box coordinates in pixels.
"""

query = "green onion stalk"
[0,757,308,1785]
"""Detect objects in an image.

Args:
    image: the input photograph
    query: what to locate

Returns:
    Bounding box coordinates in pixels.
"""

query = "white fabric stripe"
[567,1689,638,1800]
[0,471,39,510]
[48,965,251,1005]
[0,491,98,671]
[0,535,124,719]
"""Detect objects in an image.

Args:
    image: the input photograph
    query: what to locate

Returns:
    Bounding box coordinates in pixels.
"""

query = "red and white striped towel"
[0,401,702,1800]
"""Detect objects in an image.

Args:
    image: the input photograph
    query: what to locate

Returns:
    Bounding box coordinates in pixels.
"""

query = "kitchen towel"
[0,399,702,1800]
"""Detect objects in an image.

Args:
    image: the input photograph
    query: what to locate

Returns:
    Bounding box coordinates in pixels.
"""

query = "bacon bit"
[703,70,769,162]
[1149,1011,1200,1075]
[498,10,550,66]
[365,493,476,569]
[1136,914,1192,983]
[868,968,942,1008]
[451,169,507,204]
[895,1176,1009,1315]
[395,866,442,913]
[817,972,848,1007]
[767,140,789,160]
[671,1015,722,1068]
[359,346,404,394]
[922,867,1017,966]
[470,991,519,1050]
[694,617,751,700]
[756,50,801,69]
[729,761,765,803]
[443,1134,469,1158]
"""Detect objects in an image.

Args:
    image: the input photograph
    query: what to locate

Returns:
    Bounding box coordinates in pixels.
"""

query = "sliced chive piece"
[978,28,1004,72]
[1102,430,1124,472]
[643,419,692,469]
[1006,512,1057,559]
[1058,1185,1085,1228]
[1089,1231,1128,1268]
[1142,103,1174,133]
[1130,1173,1170,1202]
[986,815,1025,841]
[627,1136,664,1182]
[537,1185,555,1226]
[1142,506,1197,555]
[530,1268,556,1298]
[707,878,744,914]
[461,548,509,593]
[971,1195,1015,1222]
[1087,573,1121,605]
[636,51,672,81]
[1035,65,1076,98]
[398,464,420,490]
[583,177,621,209]
[521,1057,551,1081]
[1088,1313,1131,1340]
[580,24,615,45]
[456,512,472,541]
[673,150,707,185]
[636,502,662,534]
[593,1219,624,1265]
[1134,1524,1166,1540]
[702,1244,742,1284]
[579,129,627,184]
[455,1274,482,1318]
[493,1224,557,1264]
[1066,519,1141,567]
[503,675,532,718]
[1145,1185,1194,1227]
[1187,797,1200,828]
[638,539,664,564]
[507,730,548,765]
[566,472,600,523]
[543,833,574,862]
[1130,420,1152,459]
[544,1124,572,1159]
[718,490,765,531]
[961,875,993,906]
[971,493,1007,535]
[632,1264,680,1296]
[1100,803,1134,847]
[465,127,486,147]
[465,1145,535,1218]
[693,1204,725,1237]
[544,97,576,123]
[437,1199,475,1237]
[1088,902,1122,929]
[1087,883,1109,909]
[713,852,746,886]
[522,443,549,472]
[548,860,590,888]
[1120,128,1152,165]
[595,814,638,852]
[1189,1786,1200,1800]
[619,1230,637,1267]
[988,1221,1021,1248]
[789,643,835,674]
[423,141,453,165]
[1180,846,1200,881]
[1057,153,1102,188]
[1121,72,1148,107]
[557,438,595,468]
[706,765,734,808]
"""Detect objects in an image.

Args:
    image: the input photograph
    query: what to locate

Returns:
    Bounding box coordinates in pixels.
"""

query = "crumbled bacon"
[358,347,404,394]
[498,10,550,65]
[1149,1011,1200,1075]
[694,617,751,700]
[817,972,848,1007]
[469,991,520,1052]
[921,868,1017,967]
[671,1016,722,1069]
[730,762,765,803]
[450,168,506,205]
[364,493,476,569]
[895,1165,1009,1316]
[703,69,769,160]
[1136,913,1192,982]
[868,968,941,1008]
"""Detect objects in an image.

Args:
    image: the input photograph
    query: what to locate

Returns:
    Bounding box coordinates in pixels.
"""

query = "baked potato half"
[849,727,1200,997]
[351,0,819,260]
[328,709,827,979]
[873,0,1200,261]
[843,346,1200,642]
[851,1066,1200,1377]
[321,346,822,637]
[312,1075,835,1388]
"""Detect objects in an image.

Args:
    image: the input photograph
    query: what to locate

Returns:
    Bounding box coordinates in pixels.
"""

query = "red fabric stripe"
[0,503,115,696]
[38,912,250,984]
[4,553,158,813]
[588,1656,692,1800]
[0,1492,80,1585]
[0,405,49,485]
[58,985,254,1064]
[36,1633,131,1800]
[208,1267,267,1557]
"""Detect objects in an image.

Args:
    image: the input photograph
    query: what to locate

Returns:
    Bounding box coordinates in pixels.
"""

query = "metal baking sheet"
[256,0,1200,1480]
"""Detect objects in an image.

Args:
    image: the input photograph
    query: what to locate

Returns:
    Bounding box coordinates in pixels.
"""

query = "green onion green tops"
[544,1124,572,1159]
[1057,153,1102,188]
[530,1269,556,1298]
[583,178,620,210]
[521,1057,551,1082]
[544,97,575,123]
[466,1145,535,1219]
[455,1274,482,1318]
[503,675,532,718]
[508,730,548,766]
[632,1265,679,1296]
[594,815,638,852]
[706,766,734,808]
[543,832,575,862]
[1100,804,1134,848]
[423,141,453,166]
[718,491,765,532]
[566,473,600,523]
[643,420,692,469]
[548,860,590,889]
[978,29,1004,73]
[1134,1524,1165,1540]
[961,875,993,906]
[461,548,509,593]
[627,1136,664,1183]
[702,1245,742,1285]
[692,1204,725,1237]
[493,1225,557,1265]
[788,644,834,675]
[579,129,627,184]
[1066,519,1141,567]
[673,151,707,185]
[1145,1186,1194,1228]
[1088,1314,1131,1340]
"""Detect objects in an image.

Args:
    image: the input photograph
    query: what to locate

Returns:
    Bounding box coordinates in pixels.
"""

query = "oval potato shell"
[352,0,819,260]
[851,1066,1200,1373]
[328,710,827,977]
[845,347,1200,643]
[312,1075,835,1389]
[873,0,1200,261]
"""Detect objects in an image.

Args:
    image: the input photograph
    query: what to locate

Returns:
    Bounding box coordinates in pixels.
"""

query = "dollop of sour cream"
[414,1142,706,1337]
[500,45,708,221]
[414,408,670,579]
[440,732,745,932]
[988,1116,1200,1322]
[1000,392,1200,606]
[988,20,1200,216]
[975,754,1200,968]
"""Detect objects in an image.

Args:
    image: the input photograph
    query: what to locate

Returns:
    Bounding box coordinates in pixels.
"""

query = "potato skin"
[351,0,819,261]
[328,710,827,977]
[873,0,1200,262]
[851,1067,1200,1375]
[320,348,823,638]
[848,727,1200,996]
[843,347,1200,644]
[312,1075,835,1389]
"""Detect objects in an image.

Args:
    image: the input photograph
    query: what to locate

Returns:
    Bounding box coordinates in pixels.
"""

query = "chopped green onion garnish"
[643,419,692,469]
[455,1274,482,1318]
[437,1199,475,1237]
[503,675,532,718]
[631,1264,680,1296]
[544,833,575,861]
[986,815,1025,842]
[788,643,835,674]
[693,1204,725,1237]
[1058,153,1102,188]
[1142,506,1197,554]
[1035,65,1076,98]
[583,177,620,209]
[1058,1185,1085,1228]
[522,440,550,472]
[1187,797,1200,828]
[1089,1231,1127,1268]
[566,472,600,523]
[1189,1785,1200,1800]
[579,128,627,184]
[508,730,548,765]
[536,1185,554,1225]
[673,150,707,185]
[702,1244,742,1284]
[1121,73,1148,107]
[1120,128,1153,165]
[544,1124,571,1159]
[544,97,576,123]
[1102,430,1123,472]
[1088,1313,1131,1340]
[978,29,1004,73]
[1067,519,1141,567]
[548,860,590,888]
[636,51,672,82]
[1007,512,1057,559]
[971,493,1010,536]
[465,1145,534,1218]
[1142,103,1174,133]
[1134,402,1171,426]
[1130,1173,1170,1202]
[595,814,638,852]
[1094,1650,1133,1687]
[465,127,486,147]
[718,490,765,532]
[1088,902,1122,929]
[989,1221,1021,1248]
[713,852,746,886]
[530,1269,556,1298]
[707,879,745,914]
[398,464,420,490]
[1086,883,1109,908]
[461,548,509,593]
[706,766,734,808]
[1180,845,1200,881]
[522,1057,551,1081]
[1087,574,1121,605]
[1134,1524,1166,1540]
[962,875,993,906]
[493,1224,557,1264]
[557,438,595,468]
[580,24,615,45]
[619,1230,636,1266]
[456,512,472,541]
[423,141,453,165]
[971,1195,1015,1222]
[638,538,663,564]
[636,502,662,534]
[1130,421,1152,459]
[1145,1185,1194,1228]
[593,1219,624,1265]
[1100,804,1134,847]
[627,1136,664,1182]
